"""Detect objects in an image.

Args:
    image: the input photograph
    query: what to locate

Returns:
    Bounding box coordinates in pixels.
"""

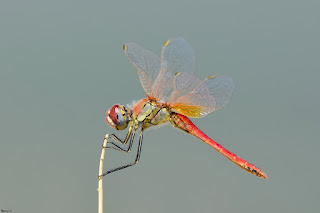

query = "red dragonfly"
[103,38,267,179]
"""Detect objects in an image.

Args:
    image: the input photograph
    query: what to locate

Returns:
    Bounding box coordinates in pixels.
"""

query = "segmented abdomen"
[170,112,268,179]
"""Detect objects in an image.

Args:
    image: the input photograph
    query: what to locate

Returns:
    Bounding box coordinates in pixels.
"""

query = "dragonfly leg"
[102,130,143,176]
[105,130,136,153]
[109,133,129,144]
[104,124,133,146]
[102,124,134,153]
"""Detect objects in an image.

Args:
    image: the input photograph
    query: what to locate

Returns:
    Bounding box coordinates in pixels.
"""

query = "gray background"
[1,0,319,212]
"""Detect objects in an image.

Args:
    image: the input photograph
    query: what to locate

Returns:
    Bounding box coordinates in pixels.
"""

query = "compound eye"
[106,104,128,131]
[106,110,115,127]
[109,105,125,125]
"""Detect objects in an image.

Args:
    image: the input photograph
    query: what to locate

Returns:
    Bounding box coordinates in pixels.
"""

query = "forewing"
[150,63,173,101]
[150,38,196,101]
[161,38,196,74]
[123,42,161,99]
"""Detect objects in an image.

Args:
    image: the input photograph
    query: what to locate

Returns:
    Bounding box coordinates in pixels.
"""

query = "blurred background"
[0,0,319,212]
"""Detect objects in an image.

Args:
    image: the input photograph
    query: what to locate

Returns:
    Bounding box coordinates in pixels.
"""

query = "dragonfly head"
[106,104,130,130]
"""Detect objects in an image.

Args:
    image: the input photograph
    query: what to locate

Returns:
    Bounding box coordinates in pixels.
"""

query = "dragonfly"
[103,38,267,179]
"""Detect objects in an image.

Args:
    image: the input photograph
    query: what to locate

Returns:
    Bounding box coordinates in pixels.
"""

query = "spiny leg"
[102,123,134,153]
[104,124,133,146]
[102,130,143,176]
[106,130,136,153]
[110,131,131,144]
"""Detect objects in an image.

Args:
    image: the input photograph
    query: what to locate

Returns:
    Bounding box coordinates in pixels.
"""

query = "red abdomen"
[170,112,268,179]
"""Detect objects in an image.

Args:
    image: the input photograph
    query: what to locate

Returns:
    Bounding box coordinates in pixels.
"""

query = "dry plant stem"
[98,133,109,213]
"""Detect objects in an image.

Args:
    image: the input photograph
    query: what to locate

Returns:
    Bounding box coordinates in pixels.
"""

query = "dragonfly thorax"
[132,99,171,129]
[106,104,131,130]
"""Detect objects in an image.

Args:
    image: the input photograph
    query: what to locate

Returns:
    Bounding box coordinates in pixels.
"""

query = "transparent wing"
[150,38,196,101]
[169,73,234,118]
[161,38,196,74]
[123,38,235,118]
[205,75,235,111]
[123,42,162,99]
[123,38,196,101]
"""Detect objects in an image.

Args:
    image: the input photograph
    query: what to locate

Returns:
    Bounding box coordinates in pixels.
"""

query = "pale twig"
[98,133,109,213]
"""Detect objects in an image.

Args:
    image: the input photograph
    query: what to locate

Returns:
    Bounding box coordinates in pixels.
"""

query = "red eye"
[106,104,128,131]
[109,105,120,124]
